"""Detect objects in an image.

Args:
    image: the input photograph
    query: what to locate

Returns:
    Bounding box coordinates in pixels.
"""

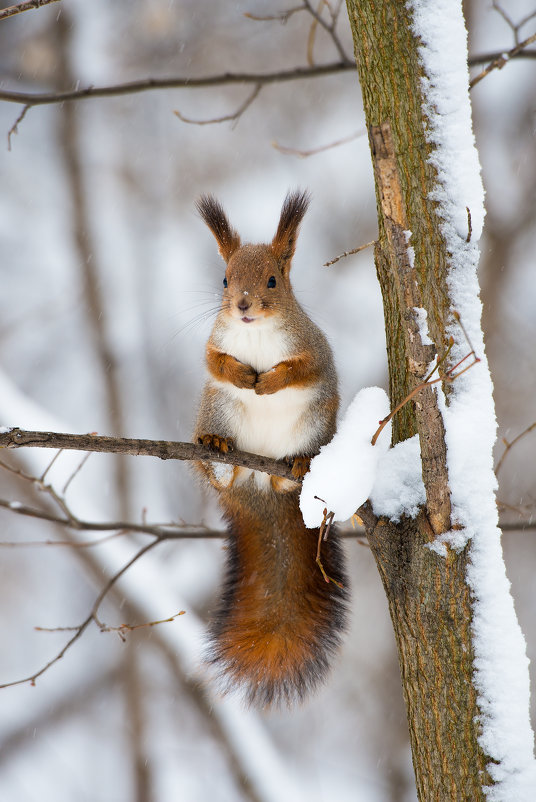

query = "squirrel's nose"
[237,297,251,312]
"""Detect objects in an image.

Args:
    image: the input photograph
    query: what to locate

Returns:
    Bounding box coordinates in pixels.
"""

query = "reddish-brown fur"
[209,484,347,706]
[194,191,347,705]
[206,343,257,389]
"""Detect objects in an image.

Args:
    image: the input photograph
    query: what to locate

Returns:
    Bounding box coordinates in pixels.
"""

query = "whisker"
[171,307,222,339]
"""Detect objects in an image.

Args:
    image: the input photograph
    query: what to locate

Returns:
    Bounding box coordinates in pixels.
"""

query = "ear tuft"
[271,189,310,269]
[196,195,241,262]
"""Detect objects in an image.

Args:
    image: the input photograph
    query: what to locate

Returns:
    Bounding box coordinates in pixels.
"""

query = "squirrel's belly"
[217,381,317,460]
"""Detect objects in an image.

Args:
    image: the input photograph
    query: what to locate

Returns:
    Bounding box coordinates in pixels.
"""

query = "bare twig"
[324,239,376,266]
[62,450,92,494]
[315,506,343,587]
[465,207,472,243]
[174,83,261,127]
[244,5,304,24]
[0,539,159,689]
[501,520,536,532]
[495,421,536,478]
[492,1,536,45]
[468,49,536,66]
[0,497,226,541]
[94,611,185,642]
[470,30,536,88]
[303,0,352,64]
[0,0,60,20]
[0,62,356,108]
[7,104,30,149]
[370,338,480,448]
[272,126,365,158]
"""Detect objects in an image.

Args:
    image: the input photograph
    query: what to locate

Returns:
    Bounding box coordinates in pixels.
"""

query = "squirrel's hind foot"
[198,433,234,453]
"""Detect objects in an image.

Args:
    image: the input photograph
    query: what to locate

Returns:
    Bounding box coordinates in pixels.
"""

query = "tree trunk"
[345,2,493,798]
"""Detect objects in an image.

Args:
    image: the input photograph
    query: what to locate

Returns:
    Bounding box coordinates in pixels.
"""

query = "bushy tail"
[207,485,348,707]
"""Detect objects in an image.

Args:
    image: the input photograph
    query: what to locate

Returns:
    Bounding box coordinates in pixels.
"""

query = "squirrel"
[193,190,348,706]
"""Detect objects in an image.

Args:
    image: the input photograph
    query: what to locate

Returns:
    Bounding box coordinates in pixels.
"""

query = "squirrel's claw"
[287,455,311,480]
[198,434,234,454]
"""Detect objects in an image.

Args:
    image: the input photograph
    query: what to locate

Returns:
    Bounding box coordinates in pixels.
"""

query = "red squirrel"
[194,190,347,706]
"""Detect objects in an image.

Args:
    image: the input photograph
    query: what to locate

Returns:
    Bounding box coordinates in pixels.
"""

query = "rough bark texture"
[345,2,493,799]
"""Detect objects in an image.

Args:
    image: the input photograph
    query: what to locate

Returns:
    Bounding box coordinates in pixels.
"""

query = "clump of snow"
[370,434,425,521]
[412,306,434,347]
[403,229,415,267]
[409,0,536,795]
[299,387,391,528]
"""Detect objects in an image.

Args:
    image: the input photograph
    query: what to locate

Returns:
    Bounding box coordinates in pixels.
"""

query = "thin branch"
[370,346,479,447]
[470,30,536,88]
[0,62,356,107]
[303,0,352,63]
[491,1,536,45]
[306,1,323,66]
[0,0,60,20]
[0,497,226,540]
[174,83,261,126]
[501,520,536,532]
[0,428,297,480]
[324,239,376,266]
[495,421,536,478]
[272,126,365,158]
[468,49,536,66]
[7,104,30,149]
[91,610,185,642]
[0,539,159,689]
[244,5,305,24]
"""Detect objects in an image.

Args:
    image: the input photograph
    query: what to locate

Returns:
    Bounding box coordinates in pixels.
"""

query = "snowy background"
[0,1,535,800]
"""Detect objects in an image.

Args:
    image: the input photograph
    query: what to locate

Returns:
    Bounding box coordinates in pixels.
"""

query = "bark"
[345,2,493,798]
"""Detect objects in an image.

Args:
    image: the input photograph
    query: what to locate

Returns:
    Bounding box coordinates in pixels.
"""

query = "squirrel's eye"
[267,276,276,288]
[223,277,228,288]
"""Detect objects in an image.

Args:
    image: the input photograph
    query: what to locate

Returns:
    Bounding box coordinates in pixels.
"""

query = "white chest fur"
[213,316,290,373]
[211,318,317,460]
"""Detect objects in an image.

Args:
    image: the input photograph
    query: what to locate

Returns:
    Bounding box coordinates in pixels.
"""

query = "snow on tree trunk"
[345,0,536,798]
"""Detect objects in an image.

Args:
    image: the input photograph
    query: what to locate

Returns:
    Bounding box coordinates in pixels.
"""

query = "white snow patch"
[409,0,536,796]
[370,434,425,522]
[300,387,391,528]
[404,229,415,268]
[412,306,434,347]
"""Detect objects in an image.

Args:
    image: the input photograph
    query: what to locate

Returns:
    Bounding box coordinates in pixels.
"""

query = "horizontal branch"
[0,49,532,108]
[0,498,226,540]
[0,62,355,107]
[470,31,536,88]
[0,0,59,20]
[0,427,297,481]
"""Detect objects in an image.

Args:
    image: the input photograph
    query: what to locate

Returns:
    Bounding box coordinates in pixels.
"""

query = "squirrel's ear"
[196,195,241,263]
[271,189,310,273]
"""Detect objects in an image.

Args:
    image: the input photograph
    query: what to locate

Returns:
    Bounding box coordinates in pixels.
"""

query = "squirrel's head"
[196,190,310,325]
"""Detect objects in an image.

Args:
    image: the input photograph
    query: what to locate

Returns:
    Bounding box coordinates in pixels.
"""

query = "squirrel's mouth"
[241,316,255,323]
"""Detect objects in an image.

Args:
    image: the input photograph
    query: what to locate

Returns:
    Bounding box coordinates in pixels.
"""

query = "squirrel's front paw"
[198,434,234,454]
[233,362,258,390]
[255,368,283,395]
